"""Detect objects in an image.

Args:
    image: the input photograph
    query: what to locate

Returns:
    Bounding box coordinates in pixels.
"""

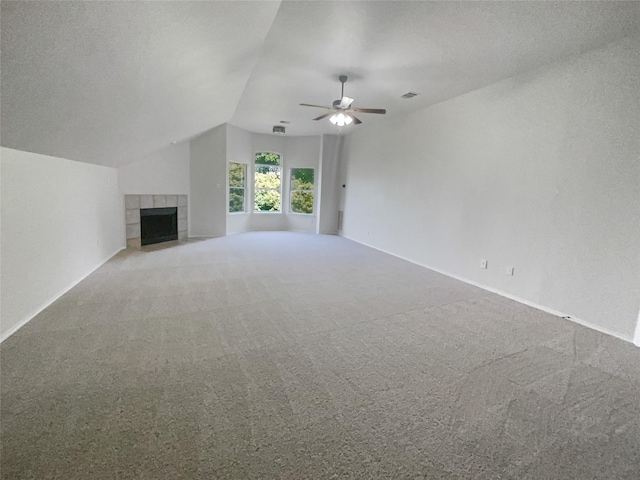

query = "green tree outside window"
[290,168,314,214]
[229,162,246,213]
[254,152,281,212]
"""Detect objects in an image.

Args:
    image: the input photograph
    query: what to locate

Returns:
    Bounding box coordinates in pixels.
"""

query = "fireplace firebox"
[140,207,178,245]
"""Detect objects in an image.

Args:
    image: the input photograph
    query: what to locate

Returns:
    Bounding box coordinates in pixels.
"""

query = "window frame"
[253,151,283,213]
[228,161,247,214]
[289,167,315,215]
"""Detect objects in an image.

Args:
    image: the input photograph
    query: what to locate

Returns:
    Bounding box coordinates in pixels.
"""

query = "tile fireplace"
[124,194,187,248]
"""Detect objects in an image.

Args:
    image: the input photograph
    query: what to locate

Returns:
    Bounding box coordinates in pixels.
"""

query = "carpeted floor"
[1,232,639,479]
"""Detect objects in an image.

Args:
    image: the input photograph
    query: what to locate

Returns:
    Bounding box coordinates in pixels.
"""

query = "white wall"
[1,148,123,340]
[190,124,227,238]
[317,135,342,235]
[118,142,190,195]
[341,37,640,341]
[226,124,254,234]
[284,136,321,233]
[226,129,322,234]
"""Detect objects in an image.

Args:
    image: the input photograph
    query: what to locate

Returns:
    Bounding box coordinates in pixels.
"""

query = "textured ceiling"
[0,1,281,166]
[1,1,638,167]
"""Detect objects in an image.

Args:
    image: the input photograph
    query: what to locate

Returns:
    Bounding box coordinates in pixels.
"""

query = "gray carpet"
[1,232,639,479]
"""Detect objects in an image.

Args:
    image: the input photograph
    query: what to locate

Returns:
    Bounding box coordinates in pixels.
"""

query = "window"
[254,152,281,212]
[228,162,246,213]
[290,168,314,214]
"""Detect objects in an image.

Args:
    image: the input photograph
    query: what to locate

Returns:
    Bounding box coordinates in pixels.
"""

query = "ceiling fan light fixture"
[301,75,386,126]
[329,112,353,126]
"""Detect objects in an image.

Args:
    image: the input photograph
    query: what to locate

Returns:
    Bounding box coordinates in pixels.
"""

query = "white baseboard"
[341,234,636,346]
[0,315,35,344]
[0,246,125,343]
[227,229,318,236]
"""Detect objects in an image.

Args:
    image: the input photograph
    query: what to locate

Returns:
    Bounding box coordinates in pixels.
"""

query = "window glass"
[228,162,246,213]
[254,152,281,212]
[290,168,314,214]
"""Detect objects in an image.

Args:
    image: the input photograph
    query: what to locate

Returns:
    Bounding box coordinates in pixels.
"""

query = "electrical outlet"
[506,267,514,276]
[480,259,488,269]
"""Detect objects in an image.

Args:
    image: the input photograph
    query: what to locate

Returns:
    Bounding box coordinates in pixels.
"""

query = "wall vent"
[401,92,420,99]
[273,125,286,134]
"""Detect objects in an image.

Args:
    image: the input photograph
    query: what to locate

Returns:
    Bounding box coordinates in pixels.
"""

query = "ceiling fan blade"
[313,112,334,121]
[340,96,354,109]
[350,108,387,114]
[300,103,333,109]
[350,114,362,125]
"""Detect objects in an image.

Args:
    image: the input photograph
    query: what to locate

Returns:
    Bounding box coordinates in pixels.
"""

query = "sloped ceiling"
[0,1,281,166]
[1,1,638,167]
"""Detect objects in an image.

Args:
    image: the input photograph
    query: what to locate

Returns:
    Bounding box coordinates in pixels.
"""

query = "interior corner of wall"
[634,310,640,347]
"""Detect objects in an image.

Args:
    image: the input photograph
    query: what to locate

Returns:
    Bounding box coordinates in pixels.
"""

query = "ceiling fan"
[300,75,386,126]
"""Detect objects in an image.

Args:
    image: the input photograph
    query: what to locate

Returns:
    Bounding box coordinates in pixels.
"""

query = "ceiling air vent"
[401,92,420,99]
[273,125,286,135]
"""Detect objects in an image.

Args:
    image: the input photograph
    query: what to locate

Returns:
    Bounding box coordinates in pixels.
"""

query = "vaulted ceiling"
[2,1,638,167]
